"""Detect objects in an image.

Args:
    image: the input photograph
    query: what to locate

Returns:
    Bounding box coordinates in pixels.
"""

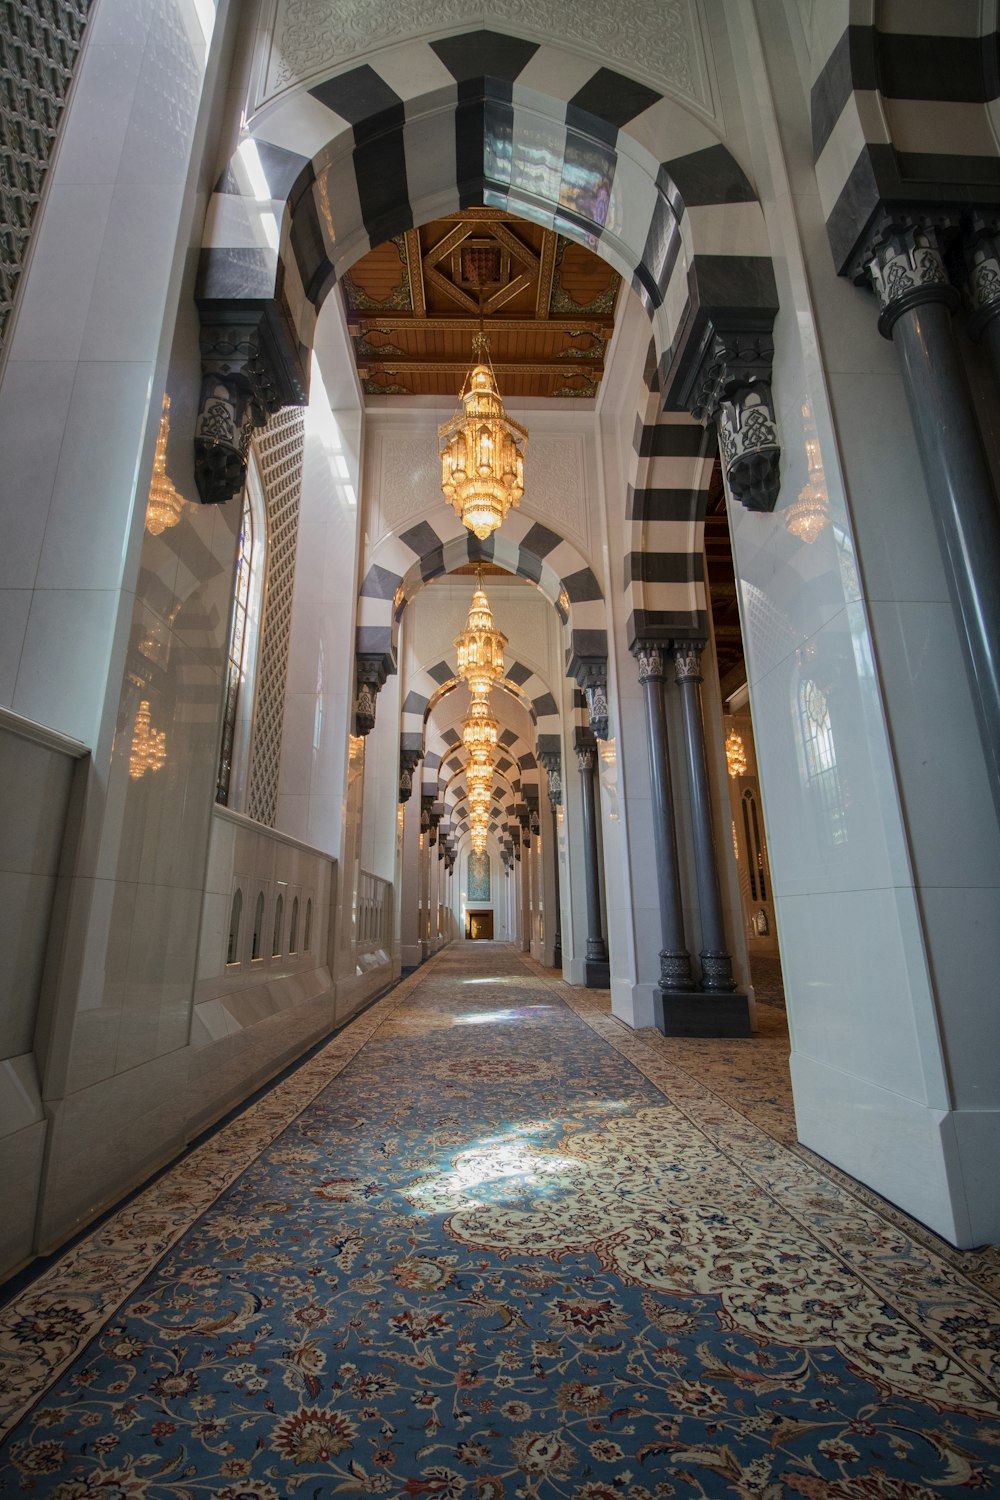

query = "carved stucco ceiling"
[341,210,621,400]
[259,0,710,112]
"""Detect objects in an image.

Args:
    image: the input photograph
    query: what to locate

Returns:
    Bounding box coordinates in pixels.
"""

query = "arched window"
[272,893,284,956]
[251,891,265,961]
[289,896,299,953]
[796,678,847,847]
[216,457,267,809]
[226,889,242,965]
[304,897,313,952]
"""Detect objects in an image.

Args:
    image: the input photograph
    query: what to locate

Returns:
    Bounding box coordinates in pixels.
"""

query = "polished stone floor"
[1,944,998,1498]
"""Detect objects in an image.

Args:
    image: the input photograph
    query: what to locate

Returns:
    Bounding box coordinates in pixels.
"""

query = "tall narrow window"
[272,893,284,957]
[796,678,847,847]
[226,889,243,965]
[304,898,313,952]
[216,459,267,810]
[289,896,299,954]
[251,891,265,961]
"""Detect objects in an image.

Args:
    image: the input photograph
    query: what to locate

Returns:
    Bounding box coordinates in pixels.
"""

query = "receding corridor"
[1,946,998,1497]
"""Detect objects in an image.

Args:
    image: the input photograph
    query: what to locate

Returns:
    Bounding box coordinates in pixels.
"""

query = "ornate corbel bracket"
[568,657,610,740]
[355,652,390,737]
[538,745,563,808]
[398,744,422,803]
[195,306,307,506]
[685,331,780,514]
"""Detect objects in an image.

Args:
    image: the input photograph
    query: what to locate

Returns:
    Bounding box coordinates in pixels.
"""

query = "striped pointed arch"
[359,515,605,674]
[197,28,778,495]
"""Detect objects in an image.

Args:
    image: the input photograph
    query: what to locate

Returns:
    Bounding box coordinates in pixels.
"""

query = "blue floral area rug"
[1,945,999,1498]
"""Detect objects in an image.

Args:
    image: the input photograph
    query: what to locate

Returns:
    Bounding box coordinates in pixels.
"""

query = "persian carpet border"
[0,956,444,1438]
[540,966,1000,1404]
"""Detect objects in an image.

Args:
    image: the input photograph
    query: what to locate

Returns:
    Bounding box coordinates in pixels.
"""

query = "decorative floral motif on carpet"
[1,948,998,1499]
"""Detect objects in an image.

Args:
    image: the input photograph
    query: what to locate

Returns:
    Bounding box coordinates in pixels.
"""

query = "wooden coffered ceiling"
[340,209,621,400]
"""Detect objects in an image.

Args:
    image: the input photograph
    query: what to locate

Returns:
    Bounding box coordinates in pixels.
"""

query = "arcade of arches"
[1,0,1000,1487]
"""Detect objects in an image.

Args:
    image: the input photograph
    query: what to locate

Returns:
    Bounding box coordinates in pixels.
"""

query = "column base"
[584,958,611,988]
[653,989,752,1037]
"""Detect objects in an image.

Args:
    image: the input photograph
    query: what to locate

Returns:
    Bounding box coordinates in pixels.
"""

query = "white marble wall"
[715,0,1000,1245]
[0,712,88,1278]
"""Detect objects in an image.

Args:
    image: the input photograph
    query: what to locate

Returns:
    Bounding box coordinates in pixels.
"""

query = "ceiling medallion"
[439,331,527,541]
[145,395,186,536]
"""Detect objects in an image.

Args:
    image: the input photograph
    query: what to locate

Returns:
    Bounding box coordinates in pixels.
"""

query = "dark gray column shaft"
[635,647,693,990]
[891,302,1000,826]
[551,807,563,967]
[576,749,607,962]
[673,646,734,993]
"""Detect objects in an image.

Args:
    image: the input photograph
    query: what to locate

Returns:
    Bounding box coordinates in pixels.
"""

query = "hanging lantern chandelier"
[145,395,186,537]
[785,402,830,544]
[462,692,499,757]
[725,727,748,779]
[455,569,507,694]
[439,332,527,541]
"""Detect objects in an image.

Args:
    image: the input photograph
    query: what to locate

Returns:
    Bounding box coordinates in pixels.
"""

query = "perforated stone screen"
[246,407,305,826]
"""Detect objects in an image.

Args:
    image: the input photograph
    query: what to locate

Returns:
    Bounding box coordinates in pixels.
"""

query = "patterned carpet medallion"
[1,946,999,1498]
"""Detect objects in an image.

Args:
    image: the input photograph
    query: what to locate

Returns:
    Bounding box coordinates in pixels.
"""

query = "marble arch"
[195,26,781,580]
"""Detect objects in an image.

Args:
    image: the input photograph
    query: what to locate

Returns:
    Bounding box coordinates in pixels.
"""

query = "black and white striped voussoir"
[622,382,713,650]
[810,17,1000,272]
[356,513,607,678]
[201,30,776,413]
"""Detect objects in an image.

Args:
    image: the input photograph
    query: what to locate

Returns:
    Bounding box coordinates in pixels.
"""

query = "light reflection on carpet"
[0,945,998,1500]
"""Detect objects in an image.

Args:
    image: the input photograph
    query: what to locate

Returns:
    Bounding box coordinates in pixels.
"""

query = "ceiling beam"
[357,358,604,375]
[350,314,613,334]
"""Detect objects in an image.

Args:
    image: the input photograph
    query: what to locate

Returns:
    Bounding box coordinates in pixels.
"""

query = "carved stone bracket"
[685,331,780,513]
[538,747,563,807]
[568,658,610,740]
[355,652,390,737]
[398,744,422,803]
[195,305,308,506]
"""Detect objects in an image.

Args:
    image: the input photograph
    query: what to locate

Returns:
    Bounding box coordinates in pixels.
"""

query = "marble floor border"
[0,954,447,1438]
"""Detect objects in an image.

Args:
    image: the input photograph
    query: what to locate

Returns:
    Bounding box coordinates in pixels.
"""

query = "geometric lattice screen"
[246,407,306,827]
[0,0,93,351]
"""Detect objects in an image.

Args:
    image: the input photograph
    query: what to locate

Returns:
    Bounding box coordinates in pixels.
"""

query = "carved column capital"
[575,744,596,773]
[850,214,960,339]
[684,331,780,514]
[632,642,665,682]
[962,215,1000,341]
[672,641,705,684]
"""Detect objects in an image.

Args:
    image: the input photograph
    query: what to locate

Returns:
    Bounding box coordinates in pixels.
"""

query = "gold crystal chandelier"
[455,569,507,694]
[130,699,167,779]
[725,728,747,779]
[785,402,829,544]
[146,395,186,536]
[439,333,527,541]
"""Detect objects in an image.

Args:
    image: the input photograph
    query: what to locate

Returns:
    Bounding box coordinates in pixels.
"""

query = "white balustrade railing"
[358,869,392,950]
